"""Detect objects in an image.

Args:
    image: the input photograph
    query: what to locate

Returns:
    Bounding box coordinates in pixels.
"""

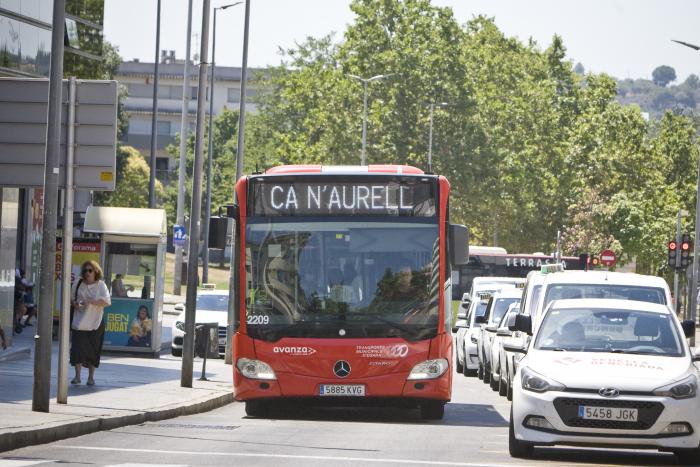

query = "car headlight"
[407,358,449,380]
[175,321,185,331]
[470,335,478,344]
[520,367,566,393]
[653,375,697,399]
[236,358,277,380]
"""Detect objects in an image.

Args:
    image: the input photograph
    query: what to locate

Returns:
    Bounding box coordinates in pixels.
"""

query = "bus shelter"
[83,206,166,356]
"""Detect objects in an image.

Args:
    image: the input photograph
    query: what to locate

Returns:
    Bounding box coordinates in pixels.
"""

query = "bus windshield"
[245,220,439,341]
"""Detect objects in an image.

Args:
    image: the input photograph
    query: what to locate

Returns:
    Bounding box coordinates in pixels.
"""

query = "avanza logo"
[273,346,317,356]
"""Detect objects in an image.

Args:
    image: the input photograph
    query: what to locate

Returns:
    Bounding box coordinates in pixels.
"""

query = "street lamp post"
[348,74,392,165]
[203,2,242,284]
[148,0,162,208]
[427,102,448,173]
[672,38,700,344]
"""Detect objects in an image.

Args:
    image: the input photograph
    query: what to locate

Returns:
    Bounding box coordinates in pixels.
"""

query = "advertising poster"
[103,298,154,349]
[30,189,43,289]
[53,239,101,319]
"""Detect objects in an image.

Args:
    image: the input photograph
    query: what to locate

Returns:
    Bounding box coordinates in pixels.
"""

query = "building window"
[156,121,171,135]
[128,83,152,98]
[227,87,240,103]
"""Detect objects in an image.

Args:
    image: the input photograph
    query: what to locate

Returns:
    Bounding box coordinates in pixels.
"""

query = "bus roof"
[264,165,425,175]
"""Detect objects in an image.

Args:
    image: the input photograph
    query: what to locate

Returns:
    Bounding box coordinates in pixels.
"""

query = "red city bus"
[229,165,469,419]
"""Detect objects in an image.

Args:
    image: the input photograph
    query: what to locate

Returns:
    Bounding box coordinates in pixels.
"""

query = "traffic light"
[680,234,693,268]
[668,240,679,268]
[590,256,600,267]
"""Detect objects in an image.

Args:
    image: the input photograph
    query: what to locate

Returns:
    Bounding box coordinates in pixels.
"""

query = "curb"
[0,391,234,453]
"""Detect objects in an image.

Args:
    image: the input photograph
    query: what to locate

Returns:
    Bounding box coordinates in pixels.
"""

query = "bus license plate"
[578,406,638,422]
[319,384,365,397]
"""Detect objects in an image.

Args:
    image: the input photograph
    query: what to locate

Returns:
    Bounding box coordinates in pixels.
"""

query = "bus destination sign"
[251,180,436,217]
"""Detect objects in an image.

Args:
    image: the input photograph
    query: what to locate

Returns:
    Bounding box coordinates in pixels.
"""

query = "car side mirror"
[681,320,695,339]
[693,348,700,363]
[460,303,469,310]
[449,224,469,266]
[457,313,467,320]
[174,303,185,312]
[475,315,486,324]
[514,314,532,335]
[496,328,512,337]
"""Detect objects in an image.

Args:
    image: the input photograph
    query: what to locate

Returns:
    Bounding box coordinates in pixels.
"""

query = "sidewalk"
[0,328,233,452]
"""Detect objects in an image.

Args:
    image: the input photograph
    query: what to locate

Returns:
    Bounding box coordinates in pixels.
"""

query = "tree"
[652,65,677,87]
[685,73,700,90]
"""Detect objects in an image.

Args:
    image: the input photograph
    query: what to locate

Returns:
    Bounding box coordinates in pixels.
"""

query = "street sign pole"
[33,0,65,413]
[675,210,682,316]
[57,77,77,405]
[182,0,211,388]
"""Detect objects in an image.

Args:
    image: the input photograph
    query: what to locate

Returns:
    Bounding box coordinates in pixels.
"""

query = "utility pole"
[225,0,251,364]
[182,0,211,388]
[674,210,682,316]
[427,102,448,173]
[57,77,77,405]
[203,2,242,284]
[149,0,162,209]
[348,74,392,166]
[33,0,65,413]
[174,0,194,296]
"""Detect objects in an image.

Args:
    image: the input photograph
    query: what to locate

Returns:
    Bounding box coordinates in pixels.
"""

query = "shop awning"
[83,206,167,238]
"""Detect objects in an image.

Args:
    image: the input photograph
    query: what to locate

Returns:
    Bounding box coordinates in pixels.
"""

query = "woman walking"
[71,260,111,385]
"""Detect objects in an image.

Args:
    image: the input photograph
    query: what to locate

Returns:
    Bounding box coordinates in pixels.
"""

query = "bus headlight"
[654,375,697,399]
[236,358,277,380]
[407,359,449,380]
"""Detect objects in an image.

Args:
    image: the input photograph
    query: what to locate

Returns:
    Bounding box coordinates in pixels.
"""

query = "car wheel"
[498,371,508,397]
[477,363,484,380]
[245,400,269,417]
[171,348,182,357]
[420,401,445,420]
[490,371,499,391]
[463,366,477,377]
[506,365,514,401]
[483,364,491,384]
[456,356,464,374]
[509,407,534,458]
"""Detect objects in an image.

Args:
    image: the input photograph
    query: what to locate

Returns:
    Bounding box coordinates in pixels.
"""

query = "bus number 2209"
[247,315,270,325]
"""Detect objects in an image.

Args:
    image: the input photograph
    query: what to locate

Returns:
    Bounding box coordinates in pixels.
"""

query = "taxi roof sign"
[541,263,565,274]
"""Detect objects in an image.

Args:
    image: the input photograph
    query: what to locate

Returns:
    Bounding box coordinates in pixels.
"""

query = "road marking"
[58,445,538,467]
[0,461,54,467]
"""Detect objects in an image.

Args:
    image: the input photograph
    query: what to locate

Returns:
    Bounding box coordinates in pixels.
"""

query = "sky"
[103,0,700,82]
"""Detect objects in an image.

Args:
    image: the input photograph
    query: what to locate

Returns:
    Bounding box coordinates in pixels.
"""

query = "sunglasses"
[83,268,94,274]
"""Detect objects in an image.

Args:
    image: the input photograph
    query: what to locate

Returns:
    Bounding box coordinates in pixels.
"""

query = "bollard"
[199,324,209,381]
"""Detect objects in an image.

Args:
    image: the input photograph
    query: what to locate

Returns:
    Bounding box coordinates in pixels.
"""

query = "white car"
[458,297,490,376]
[509,298,700,463]
[453,302,470,373]
[477,289,522,390]
[171,290,230,357]
[492,302,520,398]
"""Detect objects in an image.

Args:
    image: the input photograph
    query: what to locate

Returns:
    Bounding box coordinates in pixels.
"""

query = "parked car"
[509,298,699,463]
[477,289,522,390]
[492,302,521,398]
[171,289,230,358]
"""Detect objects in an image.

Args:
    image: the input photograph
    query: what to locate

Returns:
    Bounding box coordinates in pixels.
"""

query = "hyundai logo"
[333,360,351,378]
[598,387,620,398]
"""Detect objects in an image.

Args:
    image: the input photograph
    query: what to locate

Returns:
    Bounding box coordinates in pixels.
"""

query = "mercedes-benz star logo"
[333,360,351,378]
[598,387,620,398]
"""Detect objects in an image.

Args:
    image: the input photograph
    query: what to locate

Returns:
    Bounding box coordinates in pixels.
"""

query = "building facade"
[116,55,257,183]
[0,0,104,348]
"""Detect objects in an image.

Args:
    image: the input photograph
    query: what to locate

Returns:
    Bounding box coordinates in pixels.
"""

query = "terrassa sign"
[251,179,436,217]
[505,256,569,269]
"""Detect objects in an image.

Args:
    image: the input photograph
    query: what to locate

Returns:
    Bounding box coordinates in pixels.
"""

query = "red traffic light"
[682,242,690,251]
[669,241,678,251]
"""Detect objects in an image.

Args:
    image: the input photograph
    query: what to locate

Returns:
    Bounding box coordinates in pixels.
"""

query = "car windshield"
[196,294,228,311]
[246,220,439,341]
[535,307,684,356]
[470,301,489,327]
[490,297,520,325]
[543,284,666,311]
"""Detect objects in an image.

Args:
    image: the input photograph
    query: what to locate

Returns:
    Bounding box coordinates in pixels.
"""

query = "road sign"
[600,249,616,267]
[0,78,118,190]
[173,224,187,248]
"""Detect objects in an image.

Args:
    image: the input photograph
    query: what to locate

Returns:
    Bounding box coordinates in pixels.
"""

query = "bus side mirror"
[208,216,230,250]
[449,224,469,266]
[224,204,240,220]
[681,320,695,339]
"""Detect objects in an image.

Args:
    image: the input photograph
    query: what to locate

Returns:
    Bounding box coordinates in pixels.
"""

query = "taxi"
[509,298,700,464]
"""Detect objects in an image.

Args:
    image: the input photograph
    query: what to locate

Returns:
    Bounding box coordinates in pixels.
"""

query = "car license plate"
[319,384,365,397]
[578,406,638,422]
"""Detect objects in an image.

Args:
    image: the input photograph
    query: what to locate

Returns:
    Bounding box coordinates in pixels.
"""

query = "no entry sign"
[600,249,617,267]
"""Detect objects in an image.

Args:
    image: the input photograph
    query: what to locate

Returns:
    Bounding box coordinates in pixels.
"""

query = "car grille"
[218,326,227,353]
[553,398,664,430]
